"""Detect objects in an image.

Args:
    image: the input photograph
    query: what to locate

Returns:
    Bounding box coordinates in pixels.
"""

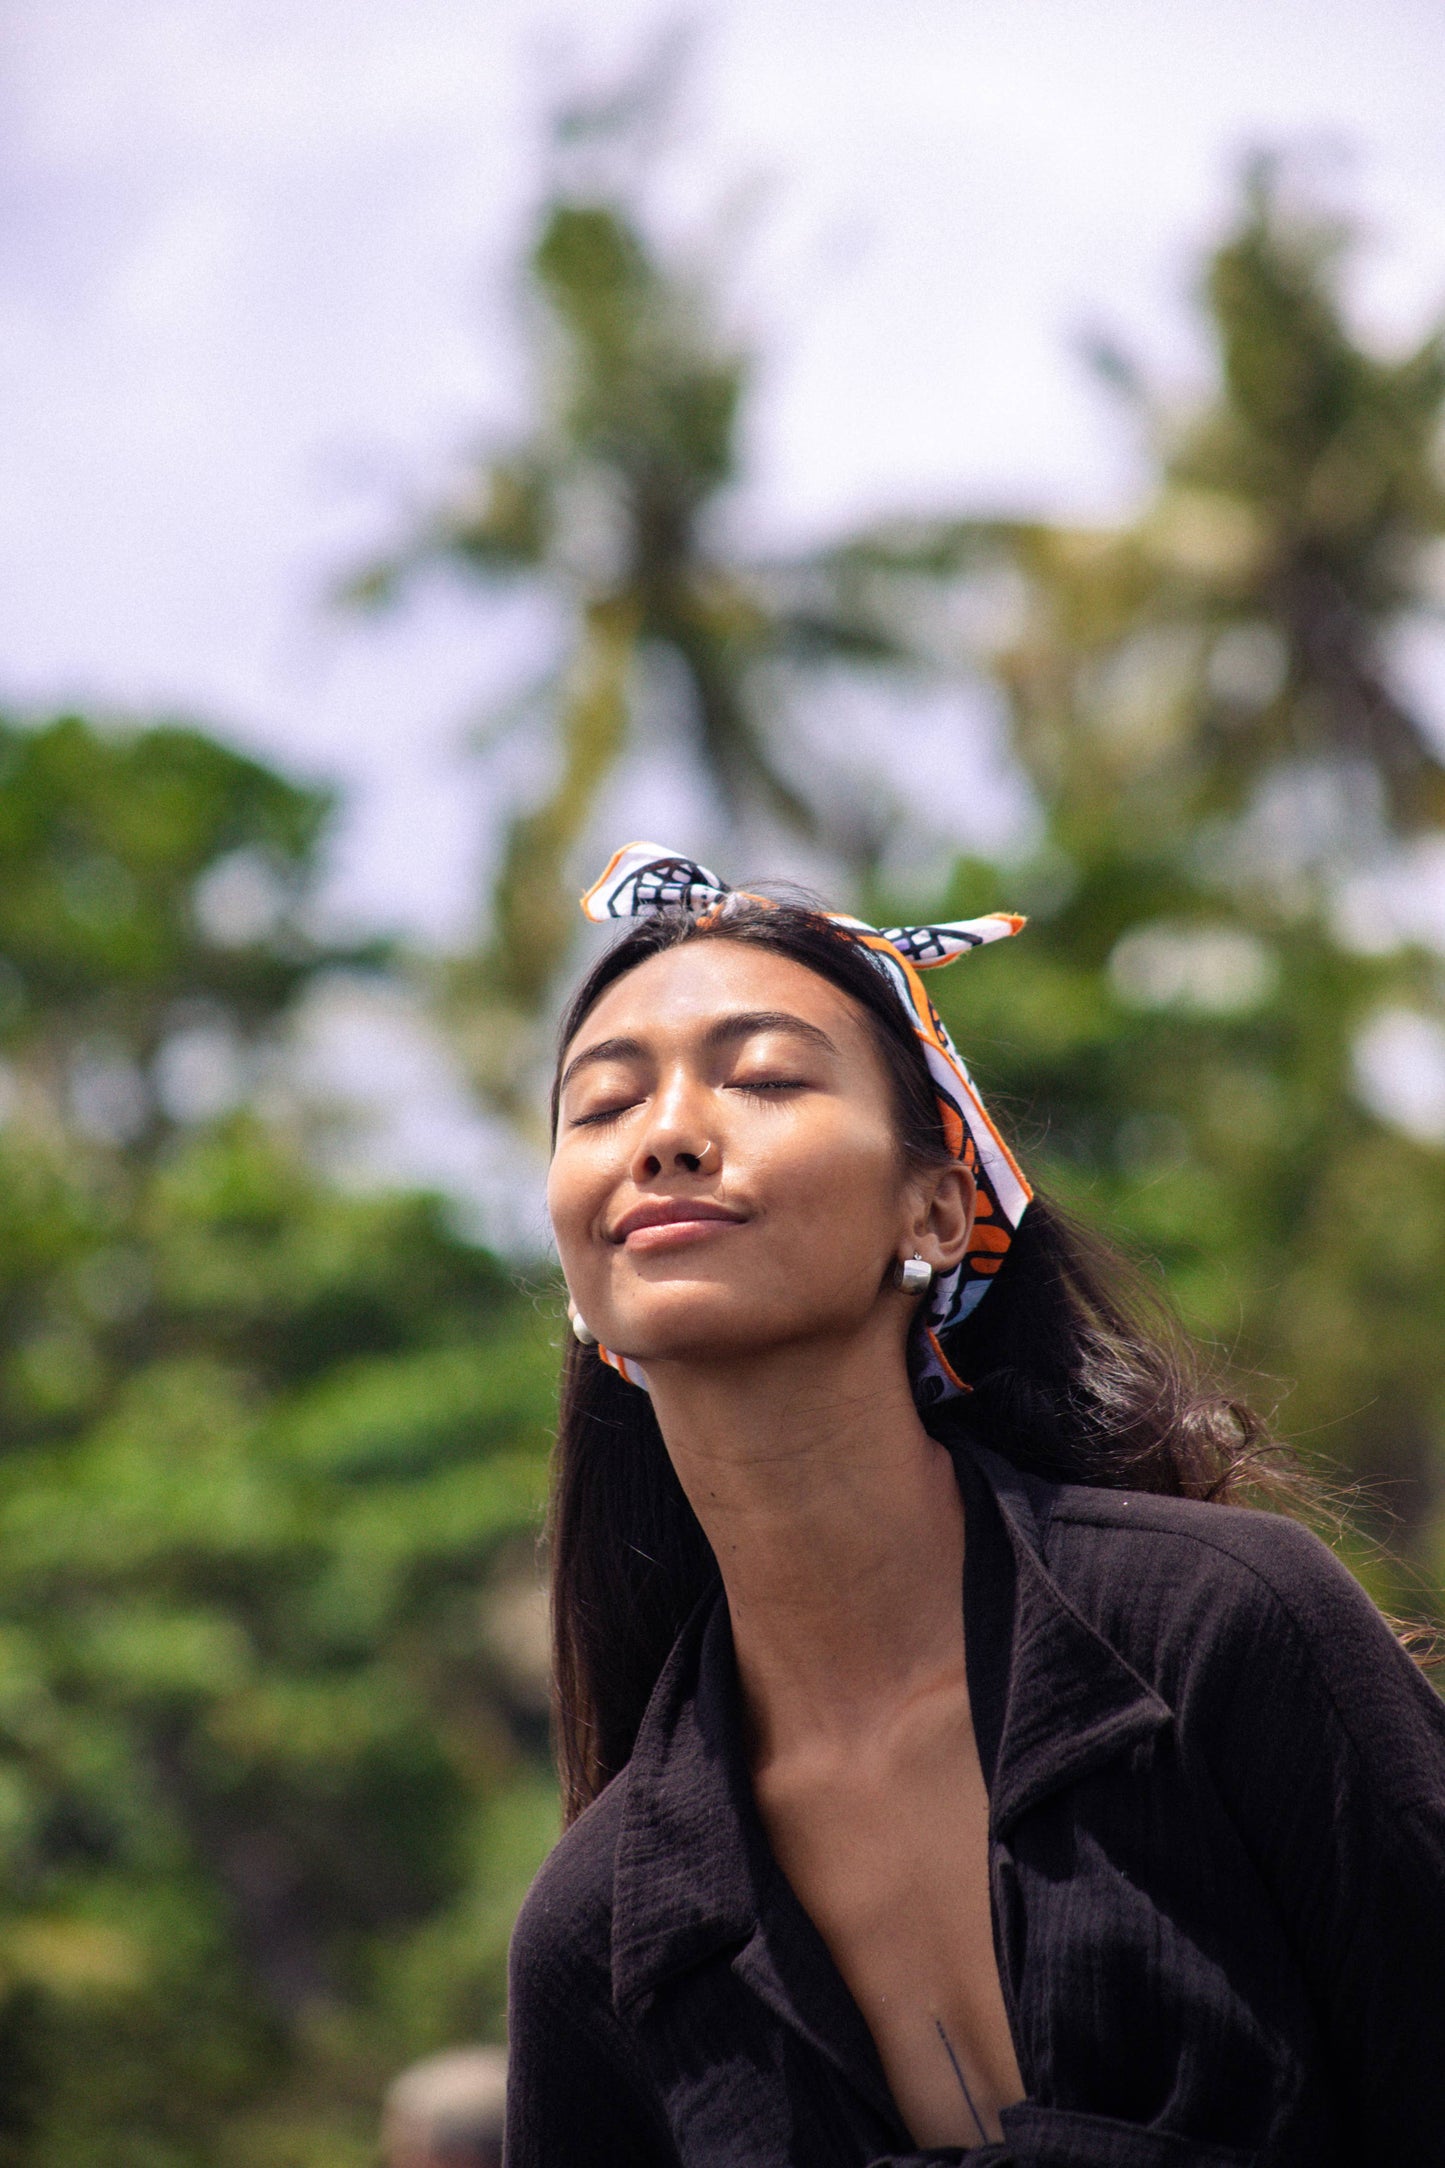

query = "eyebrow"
[558,1009,839,1098]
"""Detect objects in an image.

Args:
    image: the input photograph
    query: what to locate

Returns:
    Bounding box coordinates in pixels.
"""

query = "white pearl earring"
[566,1301,598,1346]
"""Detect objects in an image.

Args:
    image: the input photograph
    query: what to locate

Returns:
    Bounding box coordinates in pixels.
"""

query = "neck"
[645,1327,968,1763]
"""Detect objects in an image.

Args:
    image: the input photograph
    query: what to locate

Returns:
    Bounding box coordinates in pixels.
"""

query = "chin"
[607,1324,758,1367]
[603,1297,774,1363]
[607,1297,861,1371]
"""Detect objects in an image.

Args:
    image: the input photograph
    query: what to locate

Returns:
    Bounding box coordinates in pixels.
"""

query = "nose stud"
[896,1252,933,1296]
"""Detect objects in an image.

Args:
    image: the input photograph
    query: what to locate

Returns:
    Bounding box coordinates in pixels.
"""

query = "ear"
[905,1161,976,1275]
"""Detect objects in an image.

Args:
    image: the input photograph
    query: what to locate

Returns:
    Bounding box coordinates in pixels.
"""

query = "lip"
[608,1198,746,1248]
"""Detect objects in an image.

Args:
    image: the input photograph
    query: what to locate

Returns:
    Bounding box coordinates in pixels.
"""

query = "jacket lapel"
[611,1583,901,2127]
[610,1589,757,2015]
[966,1444,1173,1833]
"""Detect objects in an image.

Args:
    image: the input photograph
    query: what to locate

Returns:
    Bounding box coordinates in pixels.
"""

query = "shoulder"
[1045,1482,1353,1629]
[969,1441,1352,1637]
[1042,1484,1445,1789]
[509,1770,628,2003]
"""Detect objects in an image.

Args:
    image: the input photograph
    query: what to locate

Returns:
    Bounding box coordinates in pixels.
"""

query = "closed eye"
[732,1076,808,1095]
[569,1097,642,1128]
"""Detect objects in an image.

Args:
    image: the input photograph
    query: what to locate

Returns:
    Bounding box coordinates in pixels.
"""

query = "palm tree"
[837,160,1445,863]
[344,84,934,1105]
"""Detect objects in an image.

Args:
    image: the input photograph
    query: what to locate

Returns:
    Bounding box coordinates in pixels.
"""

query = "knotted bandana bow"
[578,842,1032,1404]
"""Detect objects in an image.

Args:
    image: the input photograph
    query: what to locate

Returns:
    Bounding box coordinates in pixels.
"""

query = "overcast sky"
[4,0,1445,948]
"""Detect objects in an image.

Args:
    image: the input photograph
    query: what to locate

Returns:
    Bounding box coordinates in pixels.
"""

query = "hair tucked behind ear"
[546,899,1289,1825]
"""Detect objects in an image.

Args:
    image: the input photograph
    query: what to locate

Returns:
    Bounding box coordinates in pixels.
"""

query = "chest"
[628,1742,1334,2168]
[752,1694,1025,2147]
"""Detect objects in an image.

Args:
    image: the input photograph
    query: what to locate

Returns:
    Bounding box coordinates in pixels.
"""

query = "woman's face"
[548,940,970,1372]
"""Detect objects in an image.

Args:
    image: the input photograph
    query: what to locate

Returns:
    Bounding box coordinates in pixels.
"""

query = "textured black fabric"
[505,1441,1445,2166]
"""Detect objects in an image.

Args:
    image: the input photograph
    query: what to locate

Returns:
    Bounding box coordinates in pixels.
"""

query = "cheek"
[747,1113,903,1259]
[545,1145,608,1278]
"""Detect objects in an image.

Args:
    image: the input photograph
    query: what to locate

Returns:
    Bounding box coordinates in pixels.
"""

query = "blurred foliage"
[0,714,381,1158]
[0,718,557,2165]
[834,159,1445,854]
[1003,161,1445,847]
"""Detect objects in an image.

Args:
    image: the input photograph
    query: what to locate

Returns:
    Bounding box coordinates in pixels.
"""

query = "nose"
[631,1134,721,1180]
[629,1071,720,1183]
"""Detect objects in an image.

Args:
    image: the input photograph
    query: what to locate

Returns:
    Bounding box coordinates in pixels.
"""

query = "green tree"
[1000,158,1445,853]
[0,716,558,2166]
[0,712,356,1156]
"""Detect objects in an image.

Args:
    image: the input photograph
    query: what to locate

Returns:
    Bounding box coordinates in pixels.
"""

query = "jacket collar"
[611,1441,1172,2021]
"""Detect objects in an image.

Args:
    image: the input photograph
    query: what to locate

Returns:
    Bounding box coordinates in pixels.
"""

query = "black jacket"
[505,1442,1445,2166]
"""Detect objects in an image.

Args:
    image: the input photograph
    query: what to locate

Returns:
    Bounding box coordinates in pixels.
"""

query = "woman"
[505,842,1445,2167]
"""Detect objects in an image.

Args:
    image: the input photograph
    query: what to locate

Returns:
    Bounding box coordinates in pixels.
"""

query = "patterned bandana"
[577,842,1032,1404]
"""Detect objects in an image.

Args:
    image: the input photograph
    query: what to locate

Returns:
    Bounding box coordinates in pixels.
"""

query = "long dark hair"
[547,899,1280,1823]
